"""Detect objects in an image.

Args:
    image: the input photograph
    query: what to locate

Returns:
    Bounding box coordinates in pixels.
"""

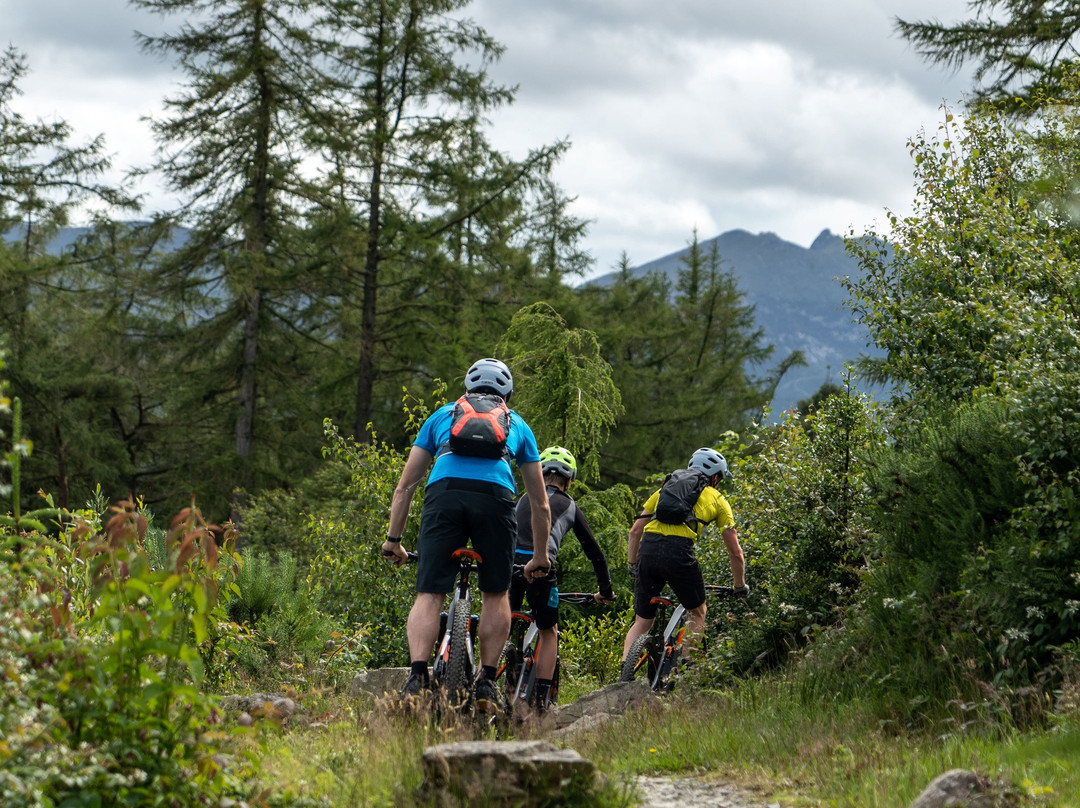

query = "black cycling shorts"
[633,533,706,619]
[415,477,517,594]
[508,555,559,630]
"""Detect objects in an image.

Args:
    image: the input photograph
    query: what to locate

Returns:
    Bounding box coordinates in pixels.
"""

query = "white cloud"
[8,0,976,273]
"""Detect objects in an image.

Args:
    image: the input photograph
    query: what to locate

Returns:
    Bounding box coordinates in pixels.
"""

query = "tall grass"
[569,677,1079,807]
[255,668,1079,807]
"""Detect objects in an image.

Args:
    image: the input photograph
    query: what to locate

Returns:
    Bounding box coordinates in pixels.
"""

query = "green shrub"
[697,386,883,678]
[230,548,293,625]
[0,500,261,806]
[558,608,634,692]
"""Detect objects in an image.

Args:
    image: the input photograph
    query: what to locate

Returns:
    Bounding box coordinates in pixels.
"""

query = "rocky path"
[634,775,782,808]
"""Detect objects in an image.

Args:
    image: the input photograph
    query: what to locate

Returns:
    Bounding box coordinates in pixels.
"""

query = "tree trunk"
[234,1,272,522]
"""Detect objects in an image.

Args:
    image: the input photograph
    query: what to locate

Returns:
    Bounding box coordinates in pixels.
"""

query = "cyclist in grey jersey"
[511,446,614,710]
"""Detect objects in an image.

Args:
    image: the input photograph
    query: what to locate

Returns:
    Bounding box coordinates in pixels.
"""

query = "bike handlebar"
[558,592,601,606]
[705,585,735,597]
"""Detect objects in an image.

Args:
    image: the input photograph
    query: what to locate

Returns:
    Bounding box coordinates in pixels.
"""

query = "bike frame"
[503,592,595,708]
[427,548,482,701]
[622,584,733,691]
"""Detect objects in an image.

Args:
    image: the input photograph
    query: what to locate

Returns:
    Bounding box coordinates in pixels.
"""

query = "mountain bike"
[403,548,482,706]
[618,584,734,691]
[498,590,598,711]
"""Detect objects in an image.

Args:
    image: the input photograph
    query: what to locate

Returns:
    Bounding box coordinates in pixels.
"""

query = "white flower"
[1003,628,1029,643]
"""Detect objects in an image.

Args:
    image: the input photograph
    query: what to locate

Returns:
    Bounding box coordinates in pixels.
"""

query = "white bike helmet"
[688,447,730,481]
[464,357,513,398]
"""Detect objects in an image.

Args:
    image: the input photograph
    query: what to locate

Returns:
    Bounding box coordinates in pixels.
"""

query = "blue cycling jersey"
[414,402,541,493]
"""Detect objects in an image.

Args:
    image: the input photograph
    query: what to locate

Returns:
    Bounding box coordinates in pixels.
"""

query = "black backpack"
[446,393,511,459]
[652,468,709,530]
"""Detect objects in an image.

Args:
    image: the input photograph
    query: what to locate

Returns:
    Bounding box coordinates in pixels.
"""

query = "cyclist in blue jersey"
[383,358,551,713]
[510,446,615,713]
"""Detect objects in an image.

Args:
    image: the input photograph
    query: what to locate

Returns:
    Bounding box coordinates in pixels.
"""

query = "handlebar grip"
[705,585,735,596]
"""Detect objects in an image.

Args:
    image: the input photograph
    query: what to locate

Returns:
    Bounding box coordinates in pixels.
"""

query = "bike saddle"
[451,548,483,563]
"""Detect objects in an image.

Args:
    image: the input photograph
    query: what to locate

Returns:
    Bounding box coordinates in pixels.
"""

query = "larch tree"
[0,47,136,509]
[896,0,1080,112]
[310,0,569,441]
[133,0,340,517]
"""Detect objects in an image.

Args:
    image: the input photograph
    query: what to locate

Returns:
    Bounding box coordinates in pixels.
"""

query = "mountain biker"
[510,446,616,712]
[382,358,551,713]
[621,447,749,669]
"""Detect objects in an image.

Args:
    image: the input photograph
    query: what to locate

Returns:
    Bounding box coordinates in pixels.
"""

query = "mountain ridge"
[587,227,882,414]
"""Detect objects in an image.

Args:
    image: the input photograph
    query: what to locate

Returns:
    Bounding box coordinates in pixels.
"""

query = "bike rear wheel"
[619,634,658,683]
[442,604,473,704]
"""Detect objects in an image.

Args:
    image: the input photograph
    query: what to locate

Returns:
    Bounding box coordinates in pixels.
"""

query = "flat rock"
[419,739,599,806]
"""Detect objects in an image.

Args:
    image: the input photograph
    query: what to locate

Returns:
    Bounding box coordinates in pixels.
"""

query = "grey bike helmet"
[464,357,513,398]
[688,447,730,481]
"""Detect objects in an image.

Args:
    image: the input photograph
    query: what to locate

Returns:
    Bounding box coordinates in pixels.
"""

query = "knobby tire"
[619,634,658,683]
[498,640,520,703]
[443,603,473,705]
[515,638,538,705]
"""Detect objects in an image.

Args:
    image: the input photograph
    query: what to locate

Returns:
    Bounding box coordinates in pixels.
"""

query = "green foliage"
[0,499,266,806]
[238,459,355,565]
[840,83,1080,712]
[303,418,419,669]
[835,398,1027,709]
[228,550,362,690]
[846,98,1080,424]
[498,302,623,482]
[579,235,794,488]
[896,0,1080,112]
[697,384,884,677]
[555,481,638,598]
[558,609,635,692]
[231,548,296,625]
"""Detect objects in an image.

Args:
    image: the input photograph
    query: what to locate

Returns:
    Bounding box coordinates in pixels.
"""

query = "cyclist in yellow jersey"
[621,447,749,666]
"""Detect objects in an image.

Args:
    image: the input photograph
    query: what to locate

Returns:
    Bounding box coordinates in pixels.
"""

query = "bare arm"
[722,526,745,588]
[627,512,649,565]
[382,446,433,565]
[519,461,551,580]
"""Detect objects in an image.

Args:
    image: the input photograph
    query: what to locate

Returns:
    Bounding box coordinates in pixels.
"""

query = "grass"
[252,675,1080,807]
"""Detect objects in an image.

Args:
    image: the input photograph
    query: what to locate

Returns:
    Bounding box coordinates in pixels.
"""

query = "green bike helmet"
[539,445,577,481]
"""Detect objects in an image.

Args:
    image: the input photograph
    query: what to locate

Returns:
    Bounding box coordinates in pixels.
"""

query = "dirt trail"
[634,775,784,808]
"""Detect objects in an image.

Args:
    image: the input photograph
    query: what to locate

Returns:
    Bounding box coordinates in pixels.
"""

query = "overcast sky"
[7,0,975,278]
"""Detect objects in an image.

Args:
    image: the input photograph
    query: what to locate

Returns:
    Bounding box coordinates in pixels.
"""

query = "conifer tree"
[896,0,1080,111]
[580,237,795,488]
[133,0,341,515]
[0,47,136,509]
[309,0,569,440]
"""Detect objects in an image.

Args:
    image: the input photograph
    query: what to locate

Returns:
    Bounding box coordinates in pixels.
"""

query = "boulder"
[349,666,409,701]
[541,679,658,732]
[419,740,599,807]
[909,769,997,808]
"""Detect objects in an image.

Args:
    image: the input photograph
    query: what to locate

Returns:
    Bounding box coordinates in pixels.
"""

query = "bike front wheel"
[498,640,520,702]
[619,634,658,683]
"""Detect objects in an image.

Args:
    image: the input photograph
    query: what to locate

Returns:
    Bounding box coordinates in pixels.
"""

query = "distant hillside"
[19,223,879,415]
[588,228,884,415]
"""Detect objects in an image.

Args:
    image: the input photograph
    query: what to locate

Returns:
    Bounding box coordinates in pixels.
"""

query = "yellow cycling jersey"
[640,485,734,540]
